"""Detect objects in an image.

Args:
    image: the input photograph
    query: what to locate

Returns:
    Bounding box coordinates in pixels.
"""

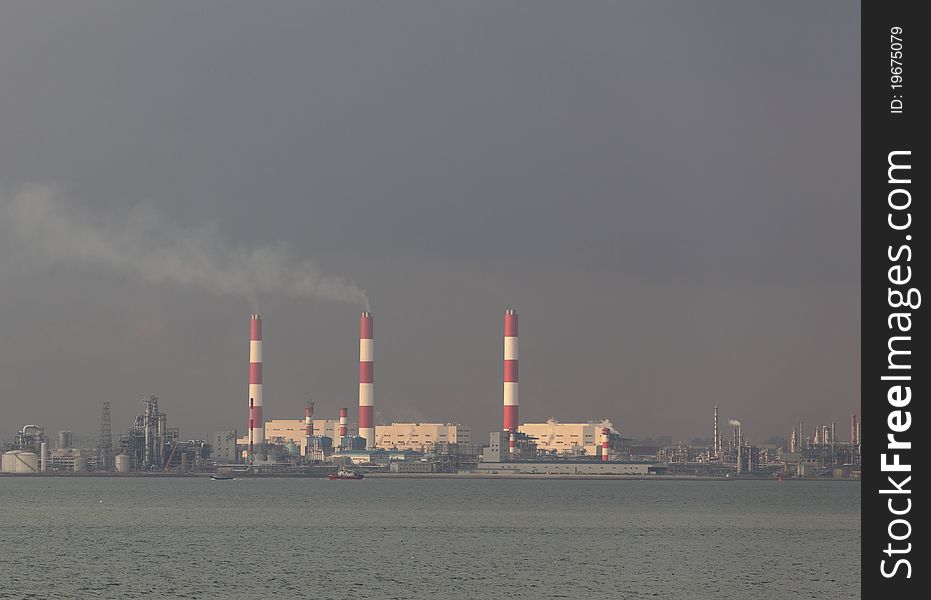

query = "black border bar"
[862,0,926,594]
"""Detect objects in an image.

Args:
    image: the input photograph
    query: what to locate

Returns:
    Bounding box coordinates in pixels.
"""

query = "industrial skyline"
[0,1,858,442]
[2,306,859,479]
[3,308,855,450]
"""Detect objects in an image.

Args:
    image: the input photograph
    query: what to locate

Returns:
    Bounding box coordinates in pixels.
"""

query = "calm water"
[0,477,859,599]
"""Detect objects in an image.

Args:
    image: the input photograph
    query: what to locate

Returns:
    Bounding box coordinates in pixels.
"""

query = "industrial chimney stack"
[503,309,519,454]
[248,314,264,447]
[713,405,719,457]
[339,407,348,439]
[312,400,314,456]
[601,427,610,462]
[358,312,375,449]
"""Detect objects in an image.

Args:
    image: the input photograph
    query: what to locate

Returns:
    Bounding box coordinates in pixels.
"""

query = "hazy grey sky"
[0,1,859,444]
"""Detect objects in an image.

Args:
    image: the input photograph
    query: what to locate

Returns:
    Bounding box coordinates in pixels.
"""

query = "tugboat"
[211,468,235,480]
[328,467,364,480]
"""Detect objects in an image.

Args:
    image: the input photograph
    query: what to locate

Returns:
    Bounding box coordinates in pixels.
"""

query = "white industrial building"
[234,420,470,453]
[237,418,359,455]
[375,423,471,451]
[212,430,239,462]
[519,421,614,456]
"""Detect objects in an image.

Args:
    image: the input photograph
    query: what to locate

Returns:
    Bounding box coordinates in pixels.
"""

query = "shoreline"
[0,471,860,482]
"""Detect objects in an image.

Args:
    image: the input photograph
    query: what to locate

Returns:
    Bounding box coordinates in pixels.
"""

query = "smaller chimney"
[339,407,348,439]
[304,400,313,456]
[248,398,255,464]
[601,428,610,462]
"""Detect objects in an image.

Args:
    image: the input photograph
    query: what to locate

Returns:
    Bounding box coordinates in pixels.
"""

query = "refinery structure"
[2,309,860,479]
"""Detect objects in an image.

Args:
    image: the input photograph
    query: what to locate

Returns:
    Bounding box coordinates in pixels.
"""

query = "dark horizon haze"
[0,1,859,445]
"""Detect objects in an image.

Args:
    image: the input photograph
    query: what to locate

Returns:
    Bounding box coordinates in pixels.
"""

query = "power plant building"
[375,423,471,451]
[519,421,616,456]
[212,430,239,462]
[238,418,359,455]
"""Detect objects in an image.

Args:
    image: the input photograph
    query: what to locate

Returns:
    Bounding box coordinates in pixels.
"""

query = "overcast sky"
[0,1,859,445]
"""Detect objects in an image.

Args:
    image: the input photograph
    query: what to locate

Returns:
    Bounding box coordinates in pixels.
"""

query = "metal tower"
[98,401,113,471]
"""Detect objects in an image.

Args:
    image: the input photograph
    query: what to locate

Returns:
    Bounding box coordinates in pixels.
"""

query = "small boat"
[211,474,235,480]
[328,467,364,480]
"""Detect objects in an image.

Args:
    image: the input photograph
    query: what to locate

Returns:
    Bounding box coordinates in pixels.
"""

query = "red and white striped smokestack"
[601,428,610,462]
[304,400,313,456]
[339,407,348,438]
[248,398,255,462]
[503,309,519,454]
[248,314,264,446]
[358,312,375,449]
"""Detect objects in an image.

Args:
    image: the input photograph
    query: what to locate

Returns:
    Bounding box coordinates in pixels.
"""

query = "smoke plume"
[728,419,741,427]
[0,185,370,309]
[596,419,616,433]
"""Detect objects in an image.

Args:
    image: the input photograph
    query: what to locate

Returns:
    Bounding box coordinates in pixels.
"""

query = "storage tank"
[16,452,39,473]
[3,451,39,473]
[1,451,17,473]
[72,457,87,472]
[115,454,131,473]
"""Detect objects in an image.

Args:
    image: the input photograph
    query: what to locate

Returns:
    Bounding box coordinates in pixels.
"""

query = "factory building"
[483,431,536,462]
[519,421,619,457]
[374,423,471,451]
[58,431,74,450]
[212,430,239,462]
[237,418,359,455]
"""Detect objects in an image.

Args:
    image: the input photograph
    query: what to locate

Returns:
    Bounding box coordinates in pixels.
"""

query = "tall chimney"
[503,309,519,454]
[713,405,719,457]
[248,314,264,446]
[304,400,313,457]
[358,312,375,449]
[248,398,254,464]
[601,427,610,462]
[851,414,858,445]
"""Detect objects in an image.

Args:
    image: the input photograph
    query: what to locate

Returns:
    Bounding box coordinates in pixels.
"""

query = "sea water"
[0,477,859,599]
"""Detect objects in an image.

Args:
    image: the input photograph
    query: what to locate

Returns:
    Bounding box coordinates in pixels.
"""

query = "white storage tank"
[2,451,39,473]
[1,451,17,473]
[115,454,131,473]
[15,452,39,473]
[72,457,87,472]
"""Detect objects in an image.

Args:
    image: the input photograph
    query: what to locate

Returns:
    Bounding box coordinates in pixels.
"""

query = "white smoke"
[0,185,370,309]
[544,418,560,444]
[596,419,616,433]
[728,419,741,427]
